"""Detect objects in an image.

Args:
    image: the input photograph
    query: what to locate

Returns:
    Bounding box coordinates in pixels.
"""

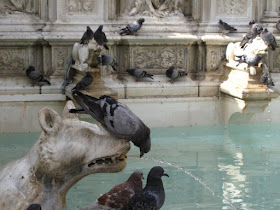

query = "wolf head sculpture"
[0,101,130,210]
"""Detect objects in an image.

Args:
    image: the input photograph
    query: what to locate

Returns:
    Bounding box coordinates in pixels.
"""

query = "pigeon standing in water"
[97,54,118,71]
[240,20,263,48]
[83,171,144,210]
[119,18,145,36]
[27,204,41,210]
[166,66,187,83]
[80,26,94,44]
[260,28,278,51]
[276,20,280,32]
[94,25,109,50]
[126,68,154,81]
[26,66,51,85]
[122,166,169,210]
[218,19,237,36]
[71,71,93,91]
[70,91,151,157]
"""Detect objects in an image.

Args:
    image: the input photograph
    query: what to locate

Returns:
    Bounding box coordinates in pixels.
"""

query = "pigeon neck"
[146,176,164,190]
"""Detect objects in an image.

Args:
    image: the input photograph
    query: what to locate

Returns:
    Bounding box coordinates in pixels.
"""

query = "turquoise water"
[1,124,280,210]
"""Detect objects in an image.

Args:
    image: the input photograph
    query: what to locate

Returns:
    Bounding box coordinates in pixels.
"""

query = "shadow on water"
[128,155,238,210]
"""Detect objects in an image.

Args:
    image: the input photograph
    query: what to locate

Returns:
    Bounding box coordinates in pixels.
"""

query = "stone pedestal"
[220,63,279,100]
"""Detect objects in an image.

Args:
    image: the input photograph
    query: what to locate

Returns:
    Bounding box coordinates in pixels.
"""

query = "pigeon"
[80,26,94,44]
[236,54,264,67]
[240,21,263,48]
[26,66,51,85]
[94,25,109,50]
[27,204,41,210]
[218,19,237,36]
[119,18,145,36]
[97,54,118,71]
[122,166,169,210]
[70,91,151,157]
[276,20,280,32]
[86,171,144,210]
[260,71,275,87]
[166,66,187,83]
[126,69,154,81]
[260,28,278,51]
[71,71,93,91]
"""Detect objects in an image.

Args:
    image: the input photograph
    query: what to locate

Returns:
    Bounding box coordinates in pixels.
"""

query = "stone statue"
[0,101,130,210]
[226,36,268,75]
[127,0,183,18]
[0,0,35,15]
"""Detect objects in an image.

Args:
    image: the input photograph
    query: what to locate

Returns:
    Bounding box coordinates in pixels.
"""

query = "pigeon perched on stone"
[83,171,144,210]
[119,18,145,36]
[80,26,94,44]
[260,28,278,51]
[97,54,118,71]
[260,72,275,86]
[126,69,154,81]
[166,66,187,83]
[276,20,280,32]
[27,204,41,210]
[70,91,151,157]
[122,166,169,210]
[236,54,264,67]
[71,71,93,91]
[218,19,237,36]
[240,21,263,48]
[26,66,51,85]
[94,25,109,50]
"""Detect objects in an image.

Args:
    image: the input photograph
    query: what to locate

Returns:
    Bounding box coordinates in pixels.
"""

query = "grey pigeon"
[260,28,278,51]
[70,91,151,157]
[126,68,154,81]
[120,18,145,36]
[166,66,187,83]
[94,25,109,50]
[240,21,263,48]
[26,66,51,85]
[276,20,280,32]
[236,54,264,67]
[93,171,144,209]
[260,72,274,86]
[122,166,169,210]
[80,26,94,44]
[27,204,41,210]
[97,54,118,71]
[218,19,237,36]
[71,71,93,91]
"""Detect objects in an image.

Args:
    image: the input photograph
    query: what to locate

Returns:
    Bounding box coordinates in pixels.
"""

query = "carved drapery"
[0,0,36,15]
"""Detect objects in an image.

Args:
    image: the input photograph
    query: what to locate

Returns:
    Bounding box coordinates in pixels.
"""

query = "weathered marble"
[0,101,130,210]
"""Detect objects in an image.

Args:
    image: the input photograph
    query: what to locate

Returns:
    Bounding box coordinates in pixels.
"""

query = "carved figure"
[0,101,130,210]
[127,0,183,18]
[0,0,35,15]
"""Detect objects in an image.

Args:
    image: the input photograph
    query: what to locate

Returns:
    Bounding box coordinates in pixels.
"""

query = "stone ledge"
[0,94,66,102]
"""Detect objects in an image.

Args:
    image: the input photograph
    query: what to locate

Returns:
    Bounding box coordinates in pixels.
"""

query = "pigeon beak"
[163,173,169,177]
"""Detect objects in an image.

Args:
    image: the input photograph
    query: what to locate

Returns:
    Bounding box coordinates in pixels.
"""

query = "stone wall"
[0,0,279,97]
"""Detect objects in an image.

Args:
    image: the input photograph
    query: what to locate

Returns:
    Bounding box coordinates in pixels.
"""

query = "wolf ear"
[38,107,62,136]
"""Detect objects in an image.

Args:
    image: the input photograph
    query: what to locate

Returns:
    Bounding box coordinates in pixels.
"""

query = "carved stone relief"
[125,0,184,18]
[131,46,185,73]
[0,0,36,16]
[65,0,95,14]
[216,0,248,16]
[0,47,28,75]
[53,47,72,76]
[271,49,280,73]
[206,46,226,74]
